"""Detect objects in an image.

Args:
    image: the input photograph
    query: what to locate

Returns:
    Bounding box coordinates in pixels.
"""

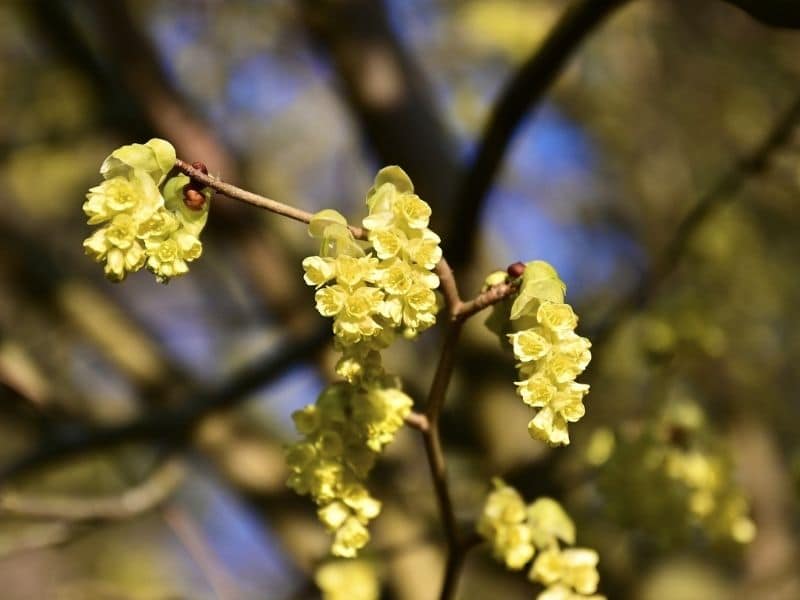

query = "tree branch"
[421,320,463,600]
[721,0,800,28]
[0,459,184,520]
[176,160,338,233]
[446,0,629,268]
[184,149,510,600]
[176,158,462,312]
[0,521,83,559]
[0,327,330,484]
[179,154,509,600]
[0,323,427,485]
[456,281,520,322]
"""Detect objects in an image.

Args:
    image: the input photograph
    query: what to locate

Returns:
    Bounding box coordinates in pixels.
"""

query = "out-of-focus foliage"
[590,398,756,548]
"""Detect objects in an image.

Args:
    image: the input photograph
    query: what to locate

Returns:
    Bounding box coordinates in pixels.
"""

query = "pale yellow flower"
[315,560,379,600]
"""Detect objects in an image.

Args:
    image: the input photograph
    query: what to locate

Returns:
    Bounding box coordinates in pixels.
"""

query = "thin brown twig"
[434,259,463,316]
[176,158,461,322]
[191,161,509,329]
[175,159,343,235]
[456,281,520,322]
[420,319,463,600]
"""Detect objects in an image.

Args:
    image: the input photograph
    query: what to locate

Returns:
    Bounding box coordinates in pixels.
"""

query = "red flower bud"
[506,262,526,278]
[183,187,206,211]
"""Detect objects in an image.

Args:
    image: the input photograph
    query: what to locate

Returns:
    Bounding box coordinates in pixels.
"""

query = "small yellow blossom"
[530,548,601,596]
[527,497,576,548]
[510,329,551,362]
[476,479,536,570]
[537,584,606,600]
[303,256,337,287]
[145,229,202,283]
[477,482,604,598]
[83,213,146,281]
[537,303,578,337]
[285,360,412,557]
[315,560,379,600]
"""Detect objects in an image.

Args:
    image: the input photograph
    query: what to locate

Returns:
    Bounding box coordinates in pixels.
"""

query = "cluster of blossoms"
[302,166,441,343]
[285,365,413,557]
[486,262,591,446]
[592,399,756,546]
[477,479,605,600]
[314,559,379,600]
[83,139,210,283]
[288,167,438,557]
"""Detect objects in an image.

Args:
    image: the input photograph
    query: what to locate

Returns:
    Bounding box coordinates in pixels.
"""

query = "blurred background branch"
[447,0,630,268]
[0,459,184,521]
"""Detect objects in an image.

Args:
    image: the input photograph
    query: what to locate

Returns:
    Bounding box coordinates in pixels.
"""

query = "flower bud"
[183,187,206,211]
[507,261,526,278]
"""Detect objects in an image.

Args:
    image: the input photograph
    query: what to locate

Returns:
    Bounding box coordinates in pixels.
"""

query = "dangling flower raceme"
[485,261,592,446]
[285,356,413,557]
[82,139,211,283]
[476,480,605,599]
[289,167,440,557]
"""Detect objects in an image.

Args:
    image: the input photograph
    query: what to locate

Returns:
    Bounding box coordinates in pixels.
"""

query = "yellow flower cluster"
[658,402,755,543]
[663,448,755,542]
[503,262,591,446]
[315,559,379,600]
[476,480,605,600]
[302,166,441,344]
[285,350,412,557]
[83,139,209,283]
[292,168,438,557]
[592,400,756,546]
